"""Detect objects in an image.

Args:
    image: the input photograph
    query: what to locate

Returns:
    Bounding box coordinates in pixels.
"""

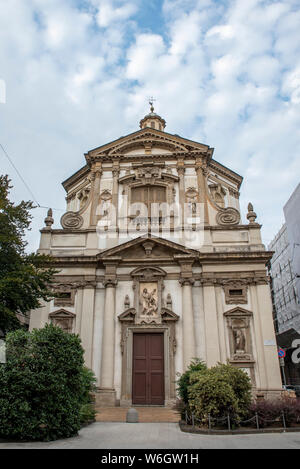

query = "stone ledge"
[179,420,300,435]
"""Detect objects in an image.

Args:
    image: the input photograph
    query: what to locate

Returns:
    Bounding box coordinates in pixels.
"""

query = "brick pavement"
[95,407,180,423]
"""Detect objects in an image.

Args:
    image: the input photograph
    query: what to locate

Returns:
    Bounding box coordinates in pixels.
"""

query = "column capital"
[179,277,195,286]
[103,279,118,288]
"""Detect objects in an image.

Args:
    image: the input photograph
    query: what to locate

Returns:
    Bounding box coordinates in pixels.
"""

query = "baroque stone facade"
[30,107,282,406]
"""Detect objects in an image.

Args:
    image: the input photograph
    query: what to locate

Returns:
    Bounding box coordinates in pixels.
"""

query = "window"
[224,285,248,304]
[54,290,75,307]
[229,289,243,296]
[131,186,167,212]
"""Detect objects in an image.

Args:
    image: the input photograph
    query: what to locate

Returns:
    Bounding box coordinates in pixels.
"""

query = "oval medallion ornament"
[60,211,84,230]
[216,207,240,226]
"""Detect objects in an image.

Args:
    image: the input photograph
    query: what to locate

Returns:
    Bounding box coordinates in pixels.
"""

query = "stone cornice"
[209,160,243,188]
[198,251,273,264]
[62,165,90,192]
[43,249,273,269]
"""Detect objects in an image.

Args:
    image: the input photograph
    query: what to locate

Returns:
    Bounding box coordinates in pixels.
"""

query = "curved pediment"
[131,266,167,278]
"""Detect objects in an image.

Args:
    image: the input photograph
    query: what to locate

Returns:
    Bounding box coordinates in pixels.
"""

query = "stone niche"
[224,307,256,387]
[49,309,75,333]
[118,266,179,407]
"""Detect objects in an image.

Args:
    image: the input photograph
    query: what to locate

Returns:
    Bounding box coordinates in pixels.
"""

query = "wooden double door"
[132,333,164,405]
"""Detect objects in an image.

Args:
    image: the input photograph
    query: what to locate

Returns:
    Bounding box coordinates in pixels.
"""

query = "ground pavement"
[1,422,300,449]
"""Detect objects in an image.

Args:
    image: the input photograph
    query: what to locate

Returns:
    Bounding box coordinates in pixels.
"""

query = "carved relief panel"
[132,267,165,324]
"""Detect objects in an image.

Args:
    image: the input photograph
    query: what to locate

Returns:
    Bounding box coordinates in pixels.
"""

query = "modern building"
[29,106,282,406]
[268,184,300,385]
[284,184,300,307]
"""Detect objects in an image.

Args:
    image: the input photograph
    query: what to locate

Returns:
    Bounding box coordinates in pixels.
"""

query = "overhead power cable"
[0,143,63,211]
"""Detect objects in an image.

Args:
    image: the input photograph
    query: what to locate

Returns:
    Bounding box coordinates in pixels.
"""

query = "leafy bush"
[177,359,207,405]
[211,364,252,418]
[249,398,300,427]
[188,364,252,424]
[79,403,96,426]
[0,324,96,441]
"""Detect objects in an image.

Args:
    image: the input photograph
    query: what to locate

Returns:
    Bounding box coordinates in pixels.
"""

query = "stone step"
[95,407,180,423]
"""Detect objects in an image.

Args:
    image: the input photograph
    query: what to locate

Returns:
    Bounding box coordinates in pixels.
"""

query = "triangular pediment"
[161,308,179,322]
[118,308,136,322]
[49,309,75,318]
[98,234,197,261]
[224,307,253,317]
[85,128,213,161]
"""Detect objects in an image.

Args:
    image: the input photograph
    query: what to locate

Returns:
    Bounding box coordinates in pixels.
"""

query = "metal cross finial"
[148,96,156,112]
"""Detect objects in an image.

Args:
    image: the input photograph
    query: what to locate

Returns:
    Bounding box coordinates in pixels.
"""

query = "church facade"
[30,107,282,406]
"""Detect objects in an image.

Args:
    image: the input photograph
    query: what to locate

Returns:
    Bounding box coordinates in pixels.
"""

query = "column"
[112,163,120,230]
[203,283,221,367]
[195,158,209,226]
[80,282,96,368]
[90,164,102,226]
[98,279,117,406]
[256,283,282,395]
[215,285,227,363]
[180,279,196,370]
[176,161,185,233]
[92,284,105,386]
[74,284,84,335]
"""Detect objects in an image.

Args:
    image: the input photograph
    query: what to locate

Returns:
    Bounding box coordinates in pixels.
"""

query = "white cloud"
[95,0,137,28]
[0,0,300,250]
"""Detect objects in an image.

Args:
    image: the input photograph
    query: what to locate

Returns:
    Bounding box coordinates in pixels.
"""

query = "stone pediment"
[49,308,75,318]
[161,308,179,322]
[98,235,196,261]
[85,128,212,162]
[118,308,136,322]
[224,307,253,318]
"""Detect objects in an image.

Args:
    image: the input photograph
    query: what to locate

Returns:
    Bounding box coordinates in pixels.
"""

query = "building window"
[229,289,243,297]
[223,284,248,305]
[54,290,75,307]
[131,185,167,213]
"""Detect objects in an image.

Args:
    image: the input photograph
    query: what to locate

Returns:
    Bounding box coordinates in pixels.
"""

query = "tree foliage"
[0,324,96,441]
[0,175,56,333]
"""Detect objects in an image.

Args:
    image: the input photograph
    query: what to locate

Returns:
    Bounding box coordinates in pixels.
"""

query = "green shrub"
[188,364,252,424]
[177,359,207,405]
[79,403,96,426]
[212,364,252,418]
[0,324,96,441]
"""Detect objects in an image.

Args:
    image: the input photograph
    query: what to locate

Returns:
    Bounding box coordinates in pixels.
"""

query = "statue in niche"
[233,328,246,354]
[140,286,158,316]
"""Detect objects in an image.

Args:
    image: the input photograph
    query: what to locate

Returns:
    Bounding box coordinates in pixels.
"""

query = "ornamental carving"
[209,183,226,208]
[140,283,158,317]
[222,282,248,305]
[216,207,240,226]
[49,309,75,333]
[60,211,84,230]
[100,189,112,201]
[185,187,198,214]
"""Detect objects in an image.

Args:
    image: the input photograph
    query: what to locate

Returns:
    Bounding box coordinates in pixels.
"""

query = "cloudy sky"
[1,0,300,251]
